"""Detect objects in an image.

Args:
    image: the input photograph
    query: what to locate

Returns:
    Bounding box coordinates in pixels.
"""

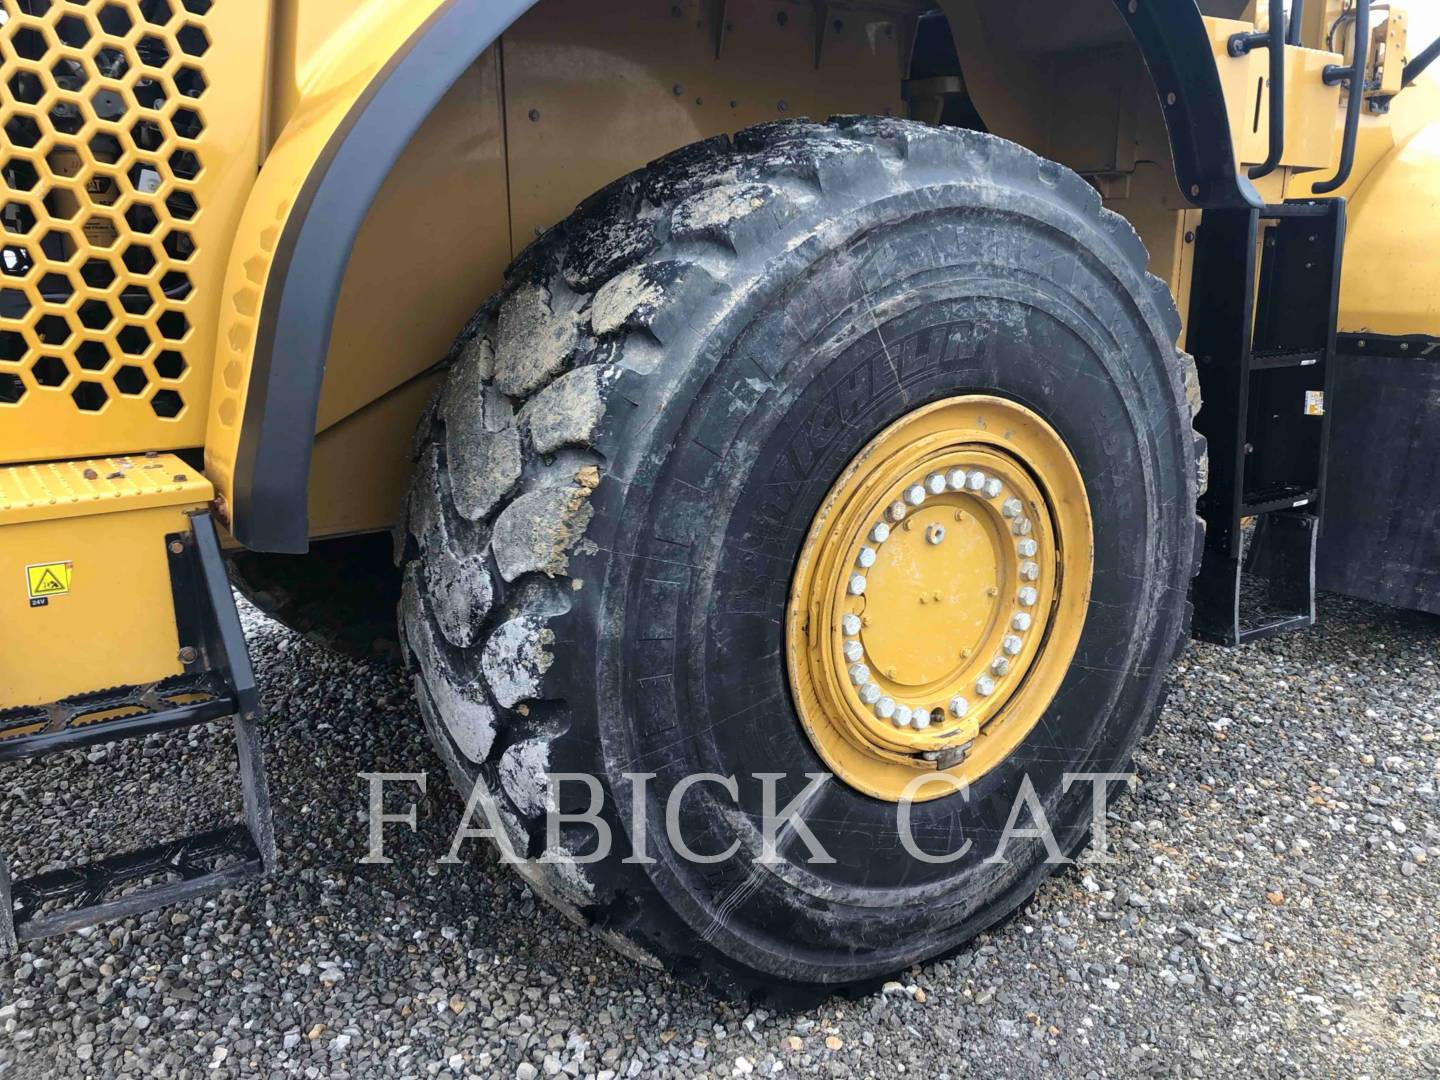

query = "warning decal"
[26,561,72,600]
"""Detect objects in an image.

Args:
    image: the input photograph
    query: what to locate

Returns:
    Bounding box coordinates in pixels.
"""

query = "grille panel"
[0,0,260,463]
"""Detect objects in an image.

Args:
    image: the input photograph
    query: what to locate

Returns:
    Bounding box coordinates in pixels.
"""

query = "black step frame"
[0,511,274,952]
[1189,199,1346,645]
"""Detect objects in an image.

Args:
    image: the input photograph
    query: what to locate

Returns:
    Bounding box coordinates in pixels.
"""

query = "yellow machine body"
[1,0,1439,703]
[0,454,211,707]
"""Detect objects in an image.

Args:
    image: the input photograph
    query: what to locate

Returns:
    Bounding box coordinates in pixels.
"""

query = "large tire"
[398,118,1204,995]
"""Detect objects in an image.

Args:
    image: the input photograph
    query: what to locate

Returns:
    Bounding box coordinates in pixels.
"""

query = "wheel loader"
[1,0,1437,994]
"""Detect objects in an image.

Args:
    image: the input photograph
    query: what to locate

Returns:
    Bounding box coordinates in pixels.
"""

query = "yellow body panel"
[1337,117,1440,337]
[501,0,909,245]
[2,0,1436,559]
[0,453,210,707]
[202,0,451,518]
[0,0,269,463]
[1205,17,1341,171]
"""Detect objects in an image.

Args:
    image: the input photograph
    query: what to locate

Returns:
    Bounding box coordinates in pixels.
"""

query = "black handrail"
[1229,0,1286,180]
[1290,0,1313,45]
[1403,34,1440,87]
[1314,0,1370,194]
[1286,0,1305,46]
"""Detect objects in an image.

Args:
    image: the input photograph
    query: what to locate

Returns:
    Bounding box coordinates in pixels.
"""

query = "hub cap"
[786,396,1093,801]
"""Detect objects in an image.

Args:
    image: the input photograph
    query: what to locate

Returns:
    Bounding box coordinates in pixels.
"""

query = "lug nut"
[946,468,969,491]
[991,656,1011,676]
[1012,612,1033,632]
[905,484,926,507]
[925,524,946,545]
[860,682,882,705]
[870,522,891,544]
[893,704,913,728]
[888,500,908,523]
[875,696,896,720]
[949,695,969,717]
[975,674,996,697]
[925,472,946,495]
[841,613,862,636]
[913,709,932,730]
[1017,586,1038,607]
[966,472,987,492]
[848,574,867,596]
[857,546,877,568]
[983,477,1003,498]
[849,663,870,685]
[1002,634,1023,656]
[843,640,864,662]
[1017,538,1038,557]
[1002,497,1023,518]
[1012,517,1033,536]
[1020,560,1039,581]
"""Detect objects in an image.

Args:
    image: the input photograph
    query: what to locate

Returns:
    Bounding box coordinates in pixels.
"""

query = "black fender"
[232,0,1255,553]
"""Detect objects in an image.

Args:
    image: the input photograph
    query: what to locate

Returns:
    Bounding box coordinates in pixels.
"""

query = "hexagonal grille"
[1,0,211,437]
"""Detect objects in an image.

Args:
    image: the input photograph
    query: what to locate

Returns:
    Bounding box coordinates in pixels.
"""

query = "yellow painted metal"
[307,372,442,539]
[315,50,510,436]
[0,0,269,464]
[501,0,910,247]
[786,396,1093,803]
[255,0,917,539]
[0,453,211,708]
[1369,9,1409,102]
[1204,17,1341,172]
[1335,113,1440,337]
[202,0,451,519]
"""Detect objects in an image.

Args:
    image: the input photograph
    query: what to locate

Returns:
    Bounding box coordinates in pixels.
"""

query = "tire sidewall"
[572,181,1194,983]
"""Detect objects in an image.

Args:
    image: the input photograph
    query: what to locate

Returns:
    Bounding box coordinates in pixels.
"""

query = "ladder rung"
[1250,348,1323,370]
[1260,201,1335,219]
[1242,489,1319,515]
[6,824,263,945]
[1237,613,1316,644]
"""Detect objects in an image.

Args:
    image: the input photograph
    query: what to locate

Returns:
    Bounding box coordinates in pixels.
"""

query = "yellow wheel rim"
[786,396,1093,802]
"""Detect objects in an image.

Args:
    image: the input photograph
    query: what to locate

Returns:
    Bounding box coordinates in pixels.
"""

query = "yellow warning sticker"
[26,561,72,599]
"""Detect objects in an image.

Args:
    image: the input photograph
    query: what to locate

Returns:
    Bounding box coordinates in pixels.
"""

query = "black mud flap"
[0,511,275,953]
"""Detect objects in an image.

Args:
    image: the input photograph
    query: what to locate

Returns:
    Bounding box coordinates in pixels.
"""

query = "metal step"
[0,511,274,953]
[1189,200,1346,645]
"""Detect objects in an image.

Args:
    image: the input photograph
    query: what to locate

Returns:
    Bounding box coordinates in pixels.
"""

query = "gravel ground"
[2,592,1438,1079]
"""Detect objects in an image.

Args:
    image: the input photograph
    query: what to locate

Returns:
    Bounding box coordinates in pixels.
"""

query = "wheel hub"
[786,396,1093,802]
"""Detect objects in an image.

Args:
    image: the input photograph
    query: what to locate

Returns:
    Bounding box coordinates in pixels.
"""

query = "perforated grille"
[0,0,214,443]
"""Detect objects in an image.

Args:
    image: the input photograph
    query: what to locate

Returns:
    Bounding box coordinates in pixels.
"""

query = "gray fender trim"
[232,0,538,553]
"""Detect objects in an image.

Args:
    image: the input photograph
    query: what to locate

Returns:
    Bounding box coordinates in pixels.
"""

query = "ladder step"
[1250,348,1323,370]
[1261,200,1334,219]
[1236,613,1316,644]
[0,672,235,764]
[0,511,275,954]
[2,825,263,947]
[1242,488,1319,515]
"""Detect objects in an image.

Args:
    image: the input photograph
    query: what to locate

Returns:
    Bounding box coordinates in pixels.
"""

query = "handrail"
[1228,0,1286,180]
[1286,0,1305,46]
[1314,0,1370,194]
[1403,33,1440,87]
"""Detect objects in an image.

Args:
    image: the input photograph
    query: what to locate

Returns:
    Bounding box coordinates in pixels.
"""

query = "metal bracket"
[0,511,273,953]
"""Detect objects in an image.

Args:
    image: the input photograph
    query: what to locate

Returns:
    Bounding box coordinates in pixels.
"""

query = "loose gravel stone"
[0,593,1436,1078]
